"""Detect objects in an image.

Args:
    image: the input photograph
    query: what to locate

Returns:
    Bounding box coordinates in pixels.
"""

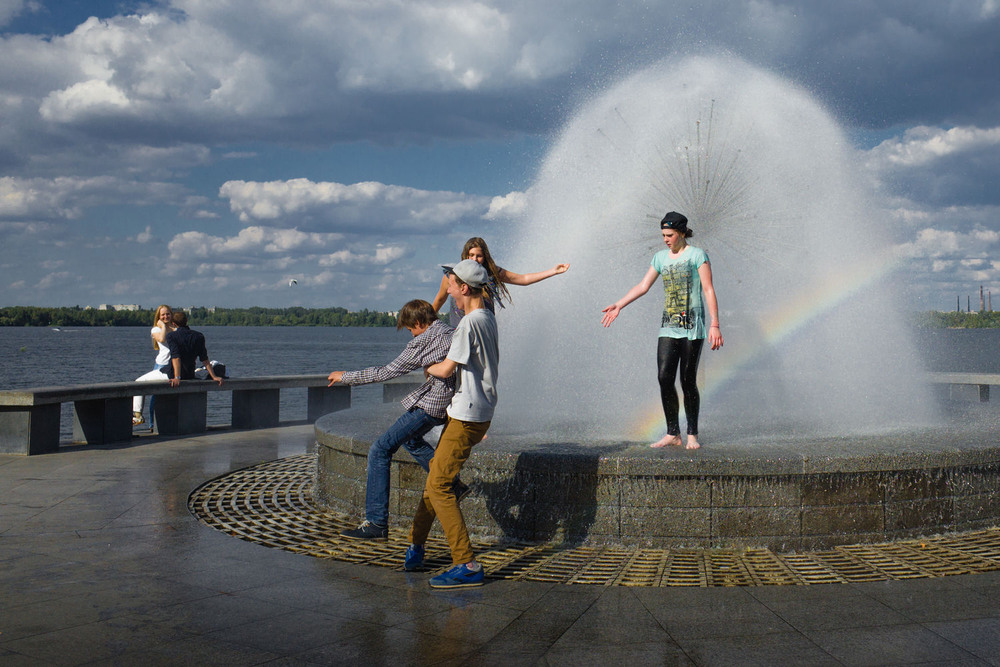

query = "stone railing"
[4,371,980,457]
[927,371,1000,403]
[0,375,353,455]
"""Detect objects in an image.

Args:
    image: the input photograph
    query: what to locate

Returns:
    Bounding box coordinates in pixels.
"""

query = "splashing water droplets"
[494,55,935,442]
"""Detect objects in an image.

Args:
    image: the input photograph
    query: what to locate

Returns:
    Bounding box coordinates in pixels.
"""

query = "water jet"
[315,56,1000,550]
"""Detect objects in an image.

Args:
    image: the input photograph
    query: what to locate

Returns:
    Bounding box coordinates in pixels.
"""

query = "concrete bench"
[927,372,1000,403]
[0,376,350,455]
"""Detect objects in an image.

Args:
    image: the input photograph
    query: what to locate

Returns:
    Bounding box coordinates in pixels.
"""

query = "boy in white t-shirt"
[404,259,499,588]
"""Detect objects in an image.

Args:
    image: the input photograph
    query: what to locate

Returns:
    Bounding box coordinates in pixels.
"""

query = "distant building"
[96,304,142,311]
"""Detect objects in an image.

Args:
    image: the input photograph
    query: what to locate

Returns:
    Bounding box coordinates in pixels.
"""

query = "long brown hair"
[461,237,512,305]
[152,304,172,350]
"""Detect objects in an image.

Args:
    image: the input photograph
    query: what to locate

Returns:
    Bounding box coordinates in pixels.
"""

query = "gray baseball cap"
[442,259,489,288]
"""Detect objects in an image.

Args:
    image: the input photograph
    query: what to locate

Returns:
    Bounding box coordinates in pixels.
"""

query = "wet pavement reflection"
[3,426,1000,665]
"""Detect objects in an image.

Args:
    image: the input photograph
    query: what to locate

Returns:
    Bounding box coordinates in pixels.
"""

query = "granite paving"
[2,425,999,665]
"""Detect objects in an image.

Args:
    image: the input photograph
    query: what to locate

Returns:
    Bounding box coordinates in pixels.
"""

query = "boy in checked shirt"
[328,299,465,540]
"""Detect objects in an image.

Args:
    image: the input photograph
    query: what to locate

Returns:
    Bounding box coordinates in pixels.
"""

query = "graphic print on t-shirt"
[661,262,693,329]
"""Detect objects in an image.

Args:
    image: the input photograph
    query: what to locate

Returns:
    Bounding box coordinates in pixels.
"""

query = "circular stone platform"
[314,403,1000,551]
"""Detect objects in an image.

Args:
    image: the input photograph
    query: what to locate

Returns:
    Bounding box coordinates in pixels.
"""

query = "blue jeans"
[149,362,168,428]
[365,407,443,526]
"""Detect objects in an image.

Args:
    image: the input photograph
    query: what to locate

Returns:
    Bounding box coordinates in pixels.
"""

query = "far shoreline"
[4,307,1000,329]
[0,306,399,328]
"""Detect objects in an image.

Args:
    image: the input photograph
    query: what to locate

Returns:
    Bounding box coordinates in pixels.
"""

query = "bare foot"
[685,435,701,450]
[650,434,683,448]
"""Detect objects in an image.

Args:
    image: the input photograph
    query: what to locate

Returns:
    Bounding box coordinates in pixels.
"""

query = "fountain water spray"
[494,55,934,441]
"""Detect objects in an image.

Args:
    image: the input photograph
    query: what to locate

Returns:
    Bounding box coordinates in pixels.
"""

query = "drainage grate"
[188,454,1000,587]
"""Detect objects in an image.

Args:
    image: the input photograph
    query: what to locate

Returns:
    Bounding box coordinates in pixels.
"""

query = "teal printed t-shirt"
[650,245,709,340]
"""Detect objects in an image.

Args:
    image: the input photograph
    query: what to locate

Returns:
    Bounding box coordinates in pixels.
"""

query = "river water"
[0,326,413,438]
[1,325,997,440]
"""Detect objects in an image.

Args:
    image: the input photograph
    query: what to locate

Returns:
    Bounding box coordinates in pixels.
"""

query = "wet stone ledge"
[314,404,1000,550]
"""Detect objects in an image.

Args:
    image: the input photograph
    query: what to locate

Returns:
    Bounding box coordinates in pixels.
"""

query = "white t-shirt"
[152,326,171,366]
[446,307,499,422]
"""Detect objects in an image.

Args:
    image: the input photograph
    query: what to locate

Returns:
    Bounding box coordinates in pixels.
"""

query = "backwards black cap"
[660,211,688,230]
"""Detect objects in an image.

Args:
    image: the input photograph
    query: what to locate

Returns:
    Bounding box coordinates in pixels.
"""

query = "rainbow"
[634,247,905,441]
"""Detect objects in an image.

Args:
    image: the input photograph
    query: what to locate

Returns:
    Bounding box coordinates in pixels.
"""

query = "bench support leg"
[232,389,281,429]
[73,398,132,445]
[308,385,351,422]
[154,394,208,435]
[0,405,61,455]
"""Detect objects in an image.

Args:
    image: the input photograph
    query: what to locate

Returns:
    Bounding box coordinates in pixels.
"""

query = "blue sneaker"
[403,544,424,571]
[429,563,484,588]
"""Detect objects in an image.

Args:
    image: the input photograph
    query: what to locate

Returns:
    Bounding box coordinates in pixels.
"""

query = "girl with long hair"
[131,304,177,428]
[431,237,569,324]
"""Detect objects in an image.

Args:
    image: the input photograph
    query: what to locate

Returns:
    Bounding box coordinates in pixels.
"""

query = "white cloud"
[485,190,528,219]
[167,225,347,260]
[29,13,273,124]
[317,244,406,267]
[895,228,961,258]
[39,79,132,121]
[0,176,79,218]
[862,125,1000,208]
[0,176,186,220]
[1,1,999,310]
[36,270,72,289]
[890,202,1000,306]
[0,0,35,27]
[867,125,1000,169]
[175,0,551,94]
[219,178,491,232]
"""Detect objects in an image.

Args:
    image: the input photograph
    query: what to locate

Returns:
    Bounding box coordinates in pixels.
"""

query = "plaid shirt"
[339,319,455,418]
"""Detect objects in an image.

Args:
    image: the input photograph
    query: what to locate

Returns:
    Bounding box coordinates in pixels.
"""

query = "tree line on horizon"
[909,310,1000,328]
[0,306,398,328]
[6,305,998,329]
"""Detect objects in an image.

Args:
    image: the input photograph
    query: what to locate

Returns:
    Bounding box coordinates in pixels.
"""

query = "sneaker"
[132,411,145,425]
[429,563,484,589]
[403,544,425,571]
[452,478,471,502]
[340,520,387,541]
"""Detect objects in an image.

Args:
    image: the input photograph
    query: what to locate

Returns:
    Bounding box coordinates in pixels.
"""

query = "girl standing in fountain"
[601,212,723,450]
[431,237,570,324]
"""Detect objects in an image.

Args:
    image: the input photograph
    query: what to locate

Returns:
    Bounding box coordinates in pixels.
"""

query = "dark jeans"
[365,407,443,526]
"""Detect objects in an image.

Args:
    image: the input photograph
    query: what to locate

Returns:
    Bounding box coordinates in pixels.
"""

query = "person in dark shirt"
[165,311,223,387]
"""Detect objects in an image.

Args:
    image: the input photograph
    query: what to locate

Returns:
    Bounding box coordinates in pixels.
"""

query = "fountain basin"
[314,404,1000,551]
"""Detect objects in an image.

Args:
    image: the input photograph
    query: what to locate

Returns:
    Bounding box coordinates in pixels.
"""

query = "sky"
[1,0,998,312]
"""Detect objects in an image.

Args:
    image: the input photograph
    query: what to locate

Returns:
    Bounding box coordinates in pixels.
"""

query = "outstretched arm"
[497,263,570,286]
[698,262,724,350]
[601,266,659,327]
[329,336,428,387]
[431,275,449,312]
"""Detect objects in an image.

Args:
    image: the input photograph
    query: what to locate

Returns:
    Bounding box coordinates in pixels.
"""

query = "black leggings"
[657,337,705,436]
